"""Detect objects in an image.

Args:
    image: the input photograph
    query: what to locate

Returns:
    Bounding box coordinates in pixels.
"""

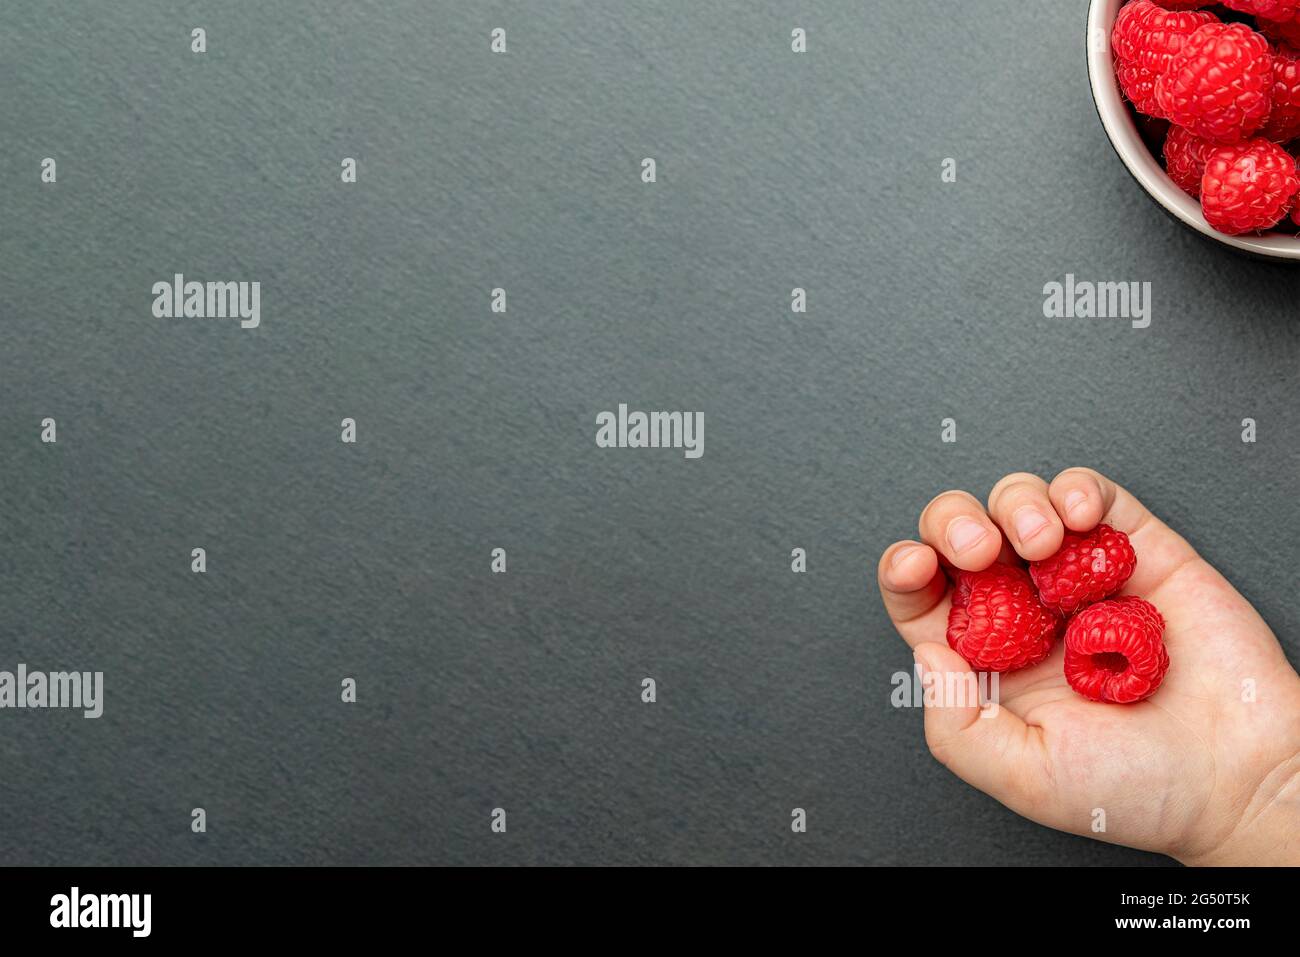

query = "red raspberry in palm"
[1064,597,1170,704]
[946,564,1059,674]
[1029,524,1137,616]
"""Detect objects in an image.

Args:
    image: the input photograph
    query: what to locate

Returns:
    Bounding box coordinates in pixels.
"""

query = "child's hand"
[876,467,1300,865]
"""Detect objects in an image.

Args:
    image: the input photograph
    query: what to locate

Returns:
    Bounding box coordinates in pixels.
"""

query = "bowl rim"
[1086,0,1300,261]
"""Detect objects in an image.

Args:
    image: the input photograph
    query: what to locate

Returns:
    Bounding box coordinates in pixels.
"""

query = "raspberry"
[1221,0,1300,21]
[1201,138,1300,233]
[1113,1,1219,118]
[1262,44,1300,142]
[1113,1,1158,64]
[1116,60,1164,118]
[1163,125,1221,197]
[1029,524,1137,616]
[1063,597,1170,704]
[1260,16,1300,50]
[1156,22,1274,143]
[1148,0,1216,8]
[946,564,1059,673]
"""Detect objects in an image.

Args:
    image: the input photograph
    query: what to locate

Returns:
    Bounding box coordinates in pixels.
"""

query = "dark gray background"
[1,0,1296,866]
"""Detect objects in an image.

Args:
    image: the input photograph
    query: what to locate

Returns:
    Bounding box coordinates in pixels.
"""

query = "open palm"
[877,467,1300,864]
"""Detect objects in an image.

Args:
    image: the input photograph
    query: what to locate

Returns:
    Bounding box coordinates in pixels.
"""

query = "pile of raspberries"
[1112,0,1300,235]
[945,525,1170,704]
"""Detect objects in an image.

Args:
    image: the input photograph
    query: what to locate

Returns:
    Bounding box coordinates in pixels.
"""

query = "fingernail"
[1013,506,1049,543]
[946,517,988,554]
[1065,490,1089,520]
[890,545,922,569]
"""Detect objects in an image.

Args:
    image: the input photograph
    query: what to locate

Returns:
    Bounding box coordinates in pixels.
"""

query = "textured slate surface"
[0,0,1295,866]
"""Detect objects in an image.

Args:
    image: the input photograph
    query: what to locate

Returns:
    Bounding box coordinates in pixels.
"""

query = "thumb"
[913,642,1050,817]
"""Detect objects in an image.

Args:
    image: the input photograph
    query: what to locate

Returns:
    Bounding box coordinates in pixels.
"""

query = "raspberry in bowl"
[1088,0,1300,259]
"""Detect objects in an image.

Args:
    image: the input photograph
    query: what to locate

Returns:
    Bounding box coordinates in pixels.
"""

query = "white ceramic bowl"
[1087,0,1300,260]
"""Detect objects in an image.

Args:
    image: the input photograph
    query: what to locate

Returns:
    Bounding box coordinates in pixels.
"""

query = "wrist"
[1176,755,1300,867]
